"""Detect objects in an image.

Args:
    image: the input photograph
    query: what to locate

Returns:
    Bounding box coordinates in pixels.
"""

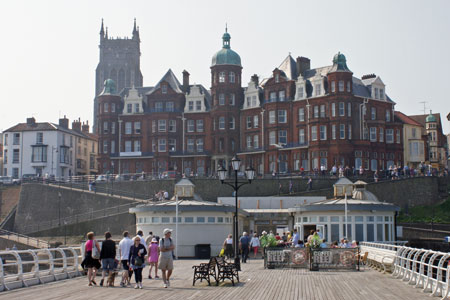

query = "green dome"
[101,79,117,95]
[211,29,241,67]
[426,112,436,123]
[330,52,351,72]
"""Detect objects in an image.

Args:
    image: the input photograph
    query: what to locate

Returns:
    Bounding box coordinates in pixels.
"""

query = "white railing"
[0,246,82,291]
[361,242,450,299]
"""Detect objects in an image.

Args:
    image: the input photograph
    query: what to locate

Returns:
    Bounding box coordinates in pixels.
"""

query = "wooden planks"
[0,259,427,300]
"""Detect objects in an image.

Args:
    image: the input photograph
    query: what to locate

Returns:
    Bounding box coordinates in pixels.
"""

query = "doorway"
[303,225,316,242]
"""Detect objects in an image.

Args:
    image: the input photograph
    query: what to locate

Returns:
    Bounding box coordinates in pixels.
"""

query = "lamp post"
[218,156,255,271]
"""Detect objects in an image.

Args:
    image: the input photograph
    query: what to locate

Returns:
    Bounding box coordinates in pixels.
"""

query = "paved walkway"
[0,259,427,300]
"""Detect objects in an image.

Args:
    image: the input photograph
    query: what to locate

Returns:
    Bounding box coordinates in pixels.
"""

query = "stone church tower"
[93,19,143,132]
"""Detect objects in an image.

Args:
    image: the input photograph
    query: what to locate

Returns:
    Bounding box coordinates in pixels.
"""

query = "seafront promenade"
[0,258,427,300]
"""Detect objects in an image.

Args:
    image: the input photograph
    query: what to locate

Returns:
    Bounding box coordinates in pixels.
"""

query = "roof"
[409,113,442,127]
[146,69,183,96]
[288,198,399,213]
[120,86,154,98]
[175,178,195,186]
[334,177,353,186]
[278,55,297,80]
[211,30,241,67]
[395,111,423,127]
[328,52,351,73]
[4,122,96,140]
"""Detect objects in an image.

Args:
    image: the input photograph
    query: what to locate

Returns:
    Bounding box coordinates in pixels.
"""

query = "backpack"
[162,237,175,259]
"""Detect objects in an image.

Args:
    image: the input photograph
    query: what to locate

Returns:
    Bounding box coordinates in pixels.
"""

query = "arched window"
[219,72,225,83]
[229,72,235,83]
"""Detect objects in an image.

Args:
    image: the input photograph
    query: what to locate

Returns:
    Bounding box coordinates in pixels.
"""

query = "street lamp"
[217,156,255,271]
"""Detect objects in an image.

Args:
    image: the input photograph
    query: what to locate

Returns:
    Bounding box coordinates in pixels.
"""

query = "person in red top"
[82,232,101,286]
[275,233,281,241]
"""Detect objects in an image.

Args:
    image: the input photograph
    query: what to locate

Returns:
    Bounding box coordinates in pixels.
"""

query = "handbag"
[134,256,144,267]
[91,240,100,259]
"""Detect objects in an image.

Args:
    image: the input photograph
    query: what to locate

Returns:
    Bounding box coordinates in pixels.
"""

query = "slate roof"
[146,69,183,96]
[120,86,154,98]
[395,111,423,127]
[409,113,442,127]
[4,122,96,140]
[278,55,297,80]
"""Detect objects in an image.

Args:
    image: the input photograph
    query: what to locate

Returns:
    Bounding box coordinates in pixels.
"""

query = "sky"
[1,0,449,133]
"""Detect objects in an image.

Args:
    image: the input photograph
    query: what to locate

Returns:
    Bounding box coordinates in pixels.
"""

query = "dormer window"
[162,84,168,94]
[252,96,257,106]
[127,103,132,113]
[196,101,202,111]
[246,97,251,107]
[279,90,286,101]
[229,72,235,83]
[379,88,384,99]
[297,87,304,99]
[188,101,194,111]
[134,103,140,113]
[331,81,336,93]
[270,92,277,102]
[219,72,225,83]
[374,88,379,99]
[275,74,280,83]
[315,84,321,96]
[338,81,344,92]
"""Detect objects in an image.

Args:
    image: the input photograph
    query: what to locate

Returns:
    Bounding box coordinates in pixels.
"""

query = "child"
[148,238,160,279]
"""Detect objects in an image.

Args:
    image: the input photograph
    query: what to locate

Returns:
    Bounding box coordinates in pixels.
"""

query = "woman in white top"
[250,233,260,258]
[223,234,233,259]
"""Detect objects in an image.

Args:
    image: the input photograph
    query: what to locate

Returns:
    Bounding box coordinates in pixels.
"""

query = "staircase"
[0,229,50,249]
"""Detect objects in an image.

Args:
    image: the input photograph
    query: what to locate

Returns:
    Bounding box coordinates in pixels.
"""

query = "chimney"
[72,118,81,132]
[182,70,190,92]
[361,73,376,80]
[296,56,310,76]
[251,74,259,86]
[59,115,69,129]
[26,117,36,126]
[82,121,90,133]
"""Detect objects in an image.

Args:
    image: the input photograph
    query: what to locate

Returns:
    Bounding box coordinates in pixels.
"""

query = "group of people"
[82,228,175,289]
[154,190,169,201]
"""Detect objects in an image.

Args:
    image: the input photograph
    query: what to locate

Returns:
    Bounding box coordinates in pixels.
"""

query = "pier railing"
[360,242,450,299]
[0,246,82,291]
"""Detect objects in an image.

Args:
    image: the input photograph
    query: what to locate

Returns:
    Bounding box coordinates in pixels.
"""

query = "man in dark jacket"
[100,231,116,286]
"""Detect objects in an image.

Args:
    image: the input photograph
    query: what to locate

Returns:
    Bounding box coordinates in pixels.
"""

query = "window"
[298,108,305,121]
[411,128,416,138]
[219,72,225,83]
[253,115,259,128]
[187,139,195,152]
[104,103,109,113]
[184,217,194,223]
[158,139,166,152]
[315,84,321,96]
[36,132,43,144]
[158,120,166,132]
[127,103,132,113]
[134,103,139,113]
[187,120,195,132]
[219,94,225,105]
[297,87,304,98]
[59,147,69,164]
[155,102,163,112]
[379,128,384,142]
[347,81,351,92]
[270,92,277,102]
[103,121,109,134]
[197,217,205,223]
[275,74,280,83]
[166,102,174,112]
[279,130,287,145]
[246,116,252,129]
[332,124,336,140]
[219,117,225,130]
[122,122,130,134]
[32,146,47,162]
[196,100,202,111]
[299,129,305,144]
[340,124,345,139]
[385,110,391,122]
[348,124,352,140]
[161,84,168,94]
[269,131,276,145]
[230,93,235,106]
[339,102,345,116]
[188,101,194,111]
[196,120,203,132]
[371,107,376,120]
[111,122,115,134]
[311,126,318,141]
[347,103,351,117]
[246,97,251,107]
[13,133,20,145]
[103,141,108,154]
[320,105,326,118]
[386,129,394,143]
[375,88,379,99]
[253,135,259,148]
[246,136,252,149]
[314,106,319,118]
[4,134,7,146]
[207,217,215,223]
[279,90,286,101]
[229,72,235,83]
[338,80,344,92]
[169,120,176,132]
[168,139,176,152]
[363,127,368,140]
[111,103,115,113]
[252,96,257,106]
[110,140,115,153]
[278,110,287,123]
[134,122,141,134]
[229,117,235,129]
[331,81,336,92]
[320,125,327,140]
[370,127,377,141]
[125,140,132,152]
[396,129,401,144]
[269,111,276,124]
[331,103,336,117]
[134,140,141,152]
[196,139,204,152]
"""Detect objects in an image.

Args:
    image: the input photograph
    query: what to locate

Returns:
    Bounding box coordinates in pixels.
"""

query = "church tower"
[93,19,143,132]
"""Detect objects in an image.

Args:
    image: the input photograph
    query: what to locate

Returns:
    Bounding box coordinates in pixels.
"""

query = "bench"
[192,257,217,286]
[365,250,395,273]
[216,257,239,286]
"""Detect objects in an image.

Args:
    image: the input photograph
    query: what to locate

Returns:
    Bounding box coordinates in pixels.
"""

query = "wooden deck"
[0,259,427,300]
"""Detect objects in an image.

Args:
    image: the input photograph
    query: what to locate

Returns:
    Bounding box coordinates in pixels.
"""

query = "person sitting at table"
[295,240,304,248]
[320,239,327,248]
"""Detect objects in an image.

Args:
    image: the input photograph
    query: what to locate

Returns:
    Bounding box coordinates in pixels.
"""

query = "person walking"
[240,232,251,263]
[223,234,233,260]
[119,231,133,287]
[82,232,101,286]
[128,236,147,289]
[159,228,175,288]
[250,233,260,258]
[147,238,160,279]
[307,177,313,191]
[99,231,116,287]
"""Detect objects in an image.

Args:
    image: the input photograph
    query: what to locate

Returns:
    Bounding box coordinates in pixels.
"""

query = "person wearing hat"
[147,237,160,279]
[159,228,175,288]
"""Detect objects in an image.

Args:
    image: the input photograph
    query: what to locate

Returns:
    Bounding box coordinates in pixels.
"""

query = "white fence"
[0,247,82,291]
[360,242,450,300]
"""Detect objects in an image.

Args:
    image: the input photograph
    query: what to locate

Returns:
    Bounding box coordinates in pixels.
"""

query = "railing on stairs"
[0,229,50,249]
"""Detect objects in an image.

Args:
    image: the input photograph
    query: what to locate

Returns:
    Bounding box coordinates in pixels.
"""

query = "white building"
[3,117,86,179]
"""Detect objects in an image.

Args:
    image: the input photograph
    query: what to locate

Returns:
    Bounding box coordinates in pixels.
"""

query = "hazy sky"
[1,0,449,133]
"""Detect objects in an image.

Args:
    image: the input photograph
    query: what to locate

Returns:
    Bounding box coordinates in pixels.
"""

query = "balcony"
[110,151,154,158]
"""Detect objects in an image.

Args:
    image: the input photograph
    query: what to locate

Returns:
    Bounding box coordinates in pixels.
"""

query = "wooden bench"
[216,257,239,286]
[192,257,218,286]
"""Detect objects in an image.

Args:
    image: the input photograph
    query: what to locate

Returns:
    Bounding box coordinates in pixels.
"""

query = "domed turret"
[100,79,117,95]
[426,111,437,123]
[211,27,241,67]
[329,51,351,72]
